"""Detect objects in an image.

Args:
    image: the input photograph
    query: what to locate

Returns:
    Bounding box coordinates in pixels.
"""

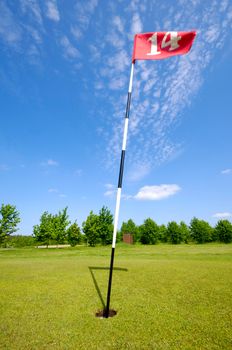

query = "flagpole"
[104,62,135,318]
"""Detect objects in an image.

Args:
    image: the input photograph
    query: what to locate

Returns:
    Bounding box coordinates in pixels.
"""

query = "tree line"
[0,203,232,247]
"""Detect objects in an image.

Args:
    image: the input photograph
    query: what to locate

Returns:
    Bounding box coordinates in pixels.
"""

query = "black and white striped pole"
[104,62,135,318]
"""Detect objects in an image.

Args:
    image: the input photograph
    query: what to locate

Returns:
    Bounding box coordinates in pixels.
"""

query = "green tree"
[180,221,191,243]
[120,219,138,242]
[167,221,182,244]
[8,235,35,248]
[33,208,70,245]
[139,218,159,245]
[98,206,113,245]
[67,222,82,246]
[158,224,167,242]
[0,204,21,244]
[33,211,53,245]
[190,218,213,243]
[82,211,100,247]
[52,207,70,243]
[215,220,232,243]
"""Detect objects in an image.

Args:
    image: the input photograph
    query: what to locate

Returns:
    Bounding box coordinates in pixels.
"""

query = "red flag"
[132,31,196,62]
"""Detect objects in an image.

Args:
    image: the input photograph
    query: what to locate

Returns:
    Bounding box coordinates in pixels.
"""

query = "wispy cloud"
[20,0,43,25]
[131,13,143,35]
[74,169,83,176]
[104,183,116,198]
[127,162,151,182]
[221,169,232,175]
[46,0,60,22]
[0,2,22,47]
[104,183,181,201]
[134,184,181,201]
[41,159,59,166]
[0,1,45,67]
[72,0,98,39]
[212,212,232,219]
[0,164,10,171]
[48,188,67,198]
[60,36,80,59]
[1,1,232,172]
[48,188,58,193]
[112,16,124,34]
[97,0,232,170]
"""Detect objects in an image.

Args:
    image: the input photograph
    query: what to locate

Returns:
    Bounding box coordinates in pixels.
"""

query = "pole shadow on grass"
[88,266,128,309]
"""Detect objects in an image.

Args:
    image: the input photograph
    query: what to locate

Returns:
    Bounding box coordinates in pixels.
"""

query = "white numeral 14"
[147,31,181,55]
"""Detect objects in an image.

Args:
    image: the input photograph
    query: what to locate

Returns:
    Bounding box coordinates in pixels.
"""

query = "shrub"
[179,221,191,243]
[158,224,167,242]
[67,222,82,246]
[215,220,232,243]
[190,218,213,243]
[8,235,35,248]
[167,221,182,244]
[82,211,100,247]
[139,218,159,245]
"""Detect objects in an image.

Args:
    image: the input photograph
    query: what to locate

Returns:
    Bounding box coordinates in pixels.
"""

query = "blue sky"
[0,0,232,235]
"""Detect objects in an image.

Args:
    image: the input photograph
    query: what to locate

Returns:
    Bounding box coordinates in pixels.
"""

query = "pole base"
[95,309,117,319]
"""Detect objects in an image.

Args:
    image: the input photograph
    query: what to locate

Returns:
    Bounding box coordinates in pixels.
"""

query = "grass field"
[0,244,232,350]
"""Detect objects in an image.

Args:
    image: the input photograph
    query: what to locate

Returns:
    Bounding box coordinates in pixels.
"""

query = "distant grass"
[0,243,232,350]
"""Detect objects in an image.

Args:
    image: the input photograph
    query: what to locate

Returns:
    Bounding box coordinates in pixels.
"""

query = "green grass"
[0,244,232,350]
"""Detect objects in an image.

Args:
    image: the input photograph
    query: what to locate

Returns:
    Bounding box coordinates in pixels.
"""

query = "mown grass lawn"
[0,243,232,350]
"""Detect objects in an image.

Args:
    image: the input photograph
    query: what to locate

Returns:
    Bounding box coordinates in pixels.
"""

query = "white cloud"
[220,0,229,12]
[105,183,115,189]
[104,183,116,197]
[212,212,232,218]
[0,164,9,171]
[109,77,126,90]
[41,159,59,166]
[221,169,232,175]
[48,188,66,198]
[20,0,43,25]
[1,0,232,174]
[103,181,181,202]
[104,190,116,197]
[48,188,58,193]
[113,16,124,33]
[0,2,22,47]
[107,50,130,73]
[47,159,59,166]
[0,1,44,64]
[105,32,125,49]
[127,162,151,182]
[74,0,98,37]
[122,193,133,200]
[88,44,101,61]
[134,184,181,201]
[60,36,80,59]
[205,25,220,43]
[25,26,43,44]
[74,169,82,176]
[131,13,143,34]
[71,26,83,40]
[46,0,60,22]
[101,1,232,170]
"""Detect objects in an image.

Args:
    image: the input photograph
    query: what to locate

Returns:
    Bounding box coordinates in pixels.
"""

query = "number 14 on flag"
[132,31,196,62]
[148,31,181,55]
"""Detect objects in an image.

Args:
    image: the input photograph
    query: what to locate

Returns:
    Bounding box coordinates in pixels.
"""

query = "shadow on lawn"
[88,266,128,309]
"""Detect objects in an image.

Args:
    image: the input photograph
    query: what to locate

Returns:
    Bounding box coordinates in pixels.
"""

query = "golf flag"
[105,30,197,318]
[132,31,196,62]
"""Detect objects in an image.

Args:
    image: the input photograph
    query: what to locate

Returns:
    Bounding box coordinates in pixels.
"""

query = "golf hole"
[95,309,117,318]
